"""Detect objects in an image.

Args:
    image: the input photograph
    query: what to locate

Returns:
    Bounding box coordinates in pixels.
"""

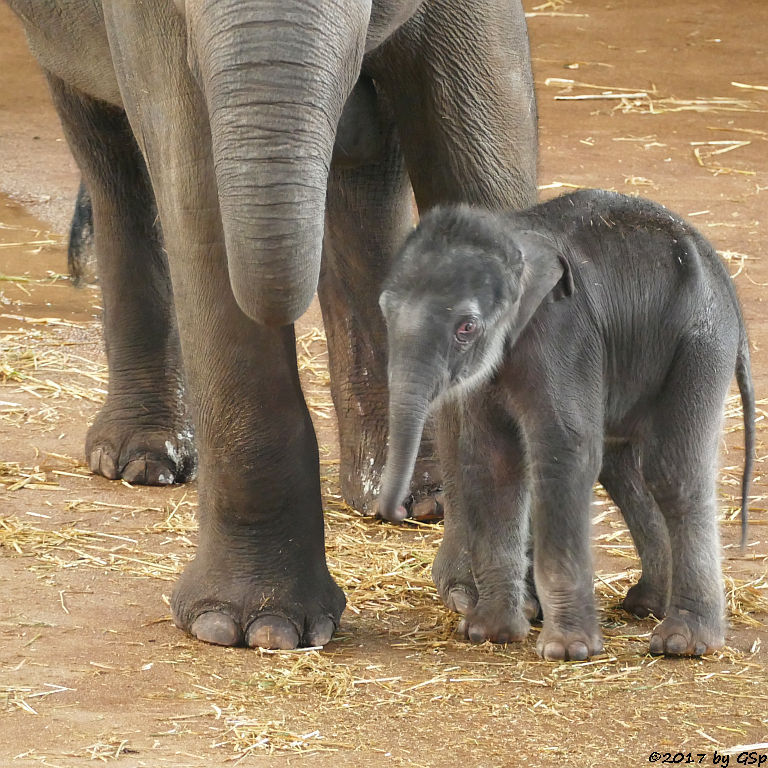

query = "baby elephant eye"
[455,319,479,344]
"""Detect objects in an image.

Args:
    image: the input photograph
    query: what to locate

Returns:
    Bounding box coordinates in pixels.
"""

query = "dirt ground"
[1,1,767,766]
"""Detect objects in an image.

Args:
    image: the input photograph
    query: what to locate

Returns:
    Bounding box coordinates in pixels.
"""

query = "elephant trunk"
[191,0,371,326]
[378,363,440,521]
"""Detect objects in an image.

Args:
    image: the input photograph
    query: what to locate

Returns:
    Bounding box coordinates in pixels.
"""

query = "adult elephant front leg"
[103,1,358,648]
[320,83,425,513]
[369,0,538,213]
[157,176,345,649]
[172,317,345,649]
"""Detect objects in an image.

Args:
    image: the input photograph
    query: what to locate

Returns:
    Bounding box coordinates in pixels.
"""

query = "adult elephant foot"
[86,405,195,485]
[649,611,724,657]
[623,578,668,620]
[172,542,346,649]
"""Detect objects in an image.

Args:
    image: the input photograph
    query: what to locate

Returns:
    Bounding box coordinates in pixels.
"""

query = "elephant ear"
[507,230,573,346]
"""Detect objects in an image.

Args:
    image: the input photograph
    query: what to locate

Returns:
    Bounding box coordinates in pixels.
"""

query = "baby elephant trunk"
[378,368,435,522]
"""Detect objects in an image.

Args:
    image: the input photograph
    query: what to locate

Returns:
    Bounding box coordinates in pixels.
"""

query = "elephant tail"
[735,322,755,552]
[67,180,95,287]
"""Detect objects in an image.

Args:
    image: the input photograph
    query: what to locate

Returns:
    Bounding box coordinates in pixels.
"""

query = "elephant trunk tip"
[375,478,410,523]
[375,498,409,523]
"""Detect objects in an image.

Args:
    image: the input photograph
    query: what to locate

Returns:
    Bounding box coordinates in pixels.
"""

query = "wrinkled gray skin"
[379,190,755,660]
[8,0,537,649]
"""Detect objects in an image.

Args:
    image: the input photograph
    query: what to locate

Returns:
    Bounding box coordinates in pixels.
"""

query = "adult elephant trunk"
[190,0,371,326]
[378,361,442,521]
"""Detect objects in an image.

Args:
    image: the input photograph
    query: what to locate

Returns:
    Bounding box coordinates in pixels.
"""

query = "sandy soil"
[1,1,766,766]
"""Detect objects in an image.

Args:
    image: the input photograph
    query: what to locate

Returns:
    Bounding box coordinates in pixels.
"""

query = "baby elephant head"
[377,205,572,520]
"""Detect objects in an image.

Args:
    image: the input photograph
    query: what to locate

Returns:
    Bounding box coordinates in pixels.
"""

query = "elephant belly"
[9,0,122,106]
[366,0,424,51]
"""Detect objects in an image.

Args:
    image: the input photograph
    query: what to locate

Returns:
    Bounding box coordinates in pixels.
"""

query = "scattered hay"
[0,513,192,580]
[75,738,137,761]
[296,327,334,420]
[726,575,768,627]
[692,140,756,176]
[624,176,656,187]
[543,78,766,114]
[526,0,588,19]
[1,682,73,715]
[215,718,355,758]
[0,325,106,406]
[731,82,768,93]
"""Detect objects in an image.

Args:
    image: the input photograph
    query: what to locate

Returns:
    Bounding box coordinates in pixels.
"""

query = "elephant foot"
[649,611,724,657]
[432,533,477,613]
[457,600,530,645]
[171,545,346,650]
[524,564,542,622]
[374,490,444,523]
[343,436,443,520]
[409,492,444,522]
[86,406,195,485]
[536,620,604,661]
[623,579,668,619]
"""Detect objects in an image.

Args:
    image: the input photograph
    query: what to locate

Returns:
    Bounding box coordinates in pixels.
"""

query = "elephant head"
[377,206,573,520]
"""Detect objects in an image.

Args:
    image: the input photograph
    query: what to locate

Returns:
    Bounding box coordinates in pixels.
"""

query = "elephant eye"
[455,318,479,344]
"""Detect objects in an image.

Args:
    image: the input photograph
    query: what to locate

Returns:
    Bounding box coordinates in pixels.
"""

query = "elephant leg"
[431,397,476,615]
[642,347,729,656]
[364,0,536,517]
[369,0,538,211]
[451,395,532,644]
[45,74,194,485]
[530,425,605,661]
[170,319,346,649]
[599,443,671,619]
[320,83,441,513]
[103,7,344,648]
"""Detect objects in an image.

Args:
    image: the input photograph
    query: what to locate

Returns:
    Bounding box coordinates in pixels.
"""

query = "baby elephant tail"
[736,327,755,552]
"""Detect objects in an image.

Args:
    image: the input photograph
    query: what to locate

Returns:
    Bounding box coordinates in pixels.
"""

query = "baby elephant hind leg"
[532,432,605,661]
[643,346,734,656]
[600,443,671,619]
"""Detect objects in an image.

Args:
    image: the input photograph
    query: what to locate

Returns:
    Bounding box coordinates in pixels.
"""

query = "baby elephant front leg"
[452,410,533,644]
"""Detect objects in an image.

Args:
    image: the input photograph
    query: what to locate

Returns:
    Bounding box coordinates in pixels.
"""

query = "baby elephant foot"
[86,410,195,486]
[524,565,542,622]
[457,601,530,645]
[649,612,724,657]
[431,537,477,615]
[623,579,668,619]
[536,622,604,661]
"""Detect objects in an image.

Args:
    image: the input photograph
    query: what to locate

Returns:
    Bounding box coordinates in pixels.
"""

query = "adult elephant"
[8,0,537,649]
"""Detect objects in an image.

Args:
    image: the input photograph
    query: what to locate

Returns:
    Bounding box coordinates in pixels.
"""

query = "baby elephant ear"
[509,230,573,344]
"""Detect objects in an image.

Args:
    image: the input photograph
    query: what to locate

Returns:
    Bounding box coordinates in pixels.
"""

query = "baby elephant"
[378,189,754,661]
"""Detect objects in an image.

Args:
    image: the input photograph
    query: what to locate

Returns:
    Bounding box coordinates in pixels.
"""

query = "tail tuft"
[67,181,95,287]
[735,329,755,552]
